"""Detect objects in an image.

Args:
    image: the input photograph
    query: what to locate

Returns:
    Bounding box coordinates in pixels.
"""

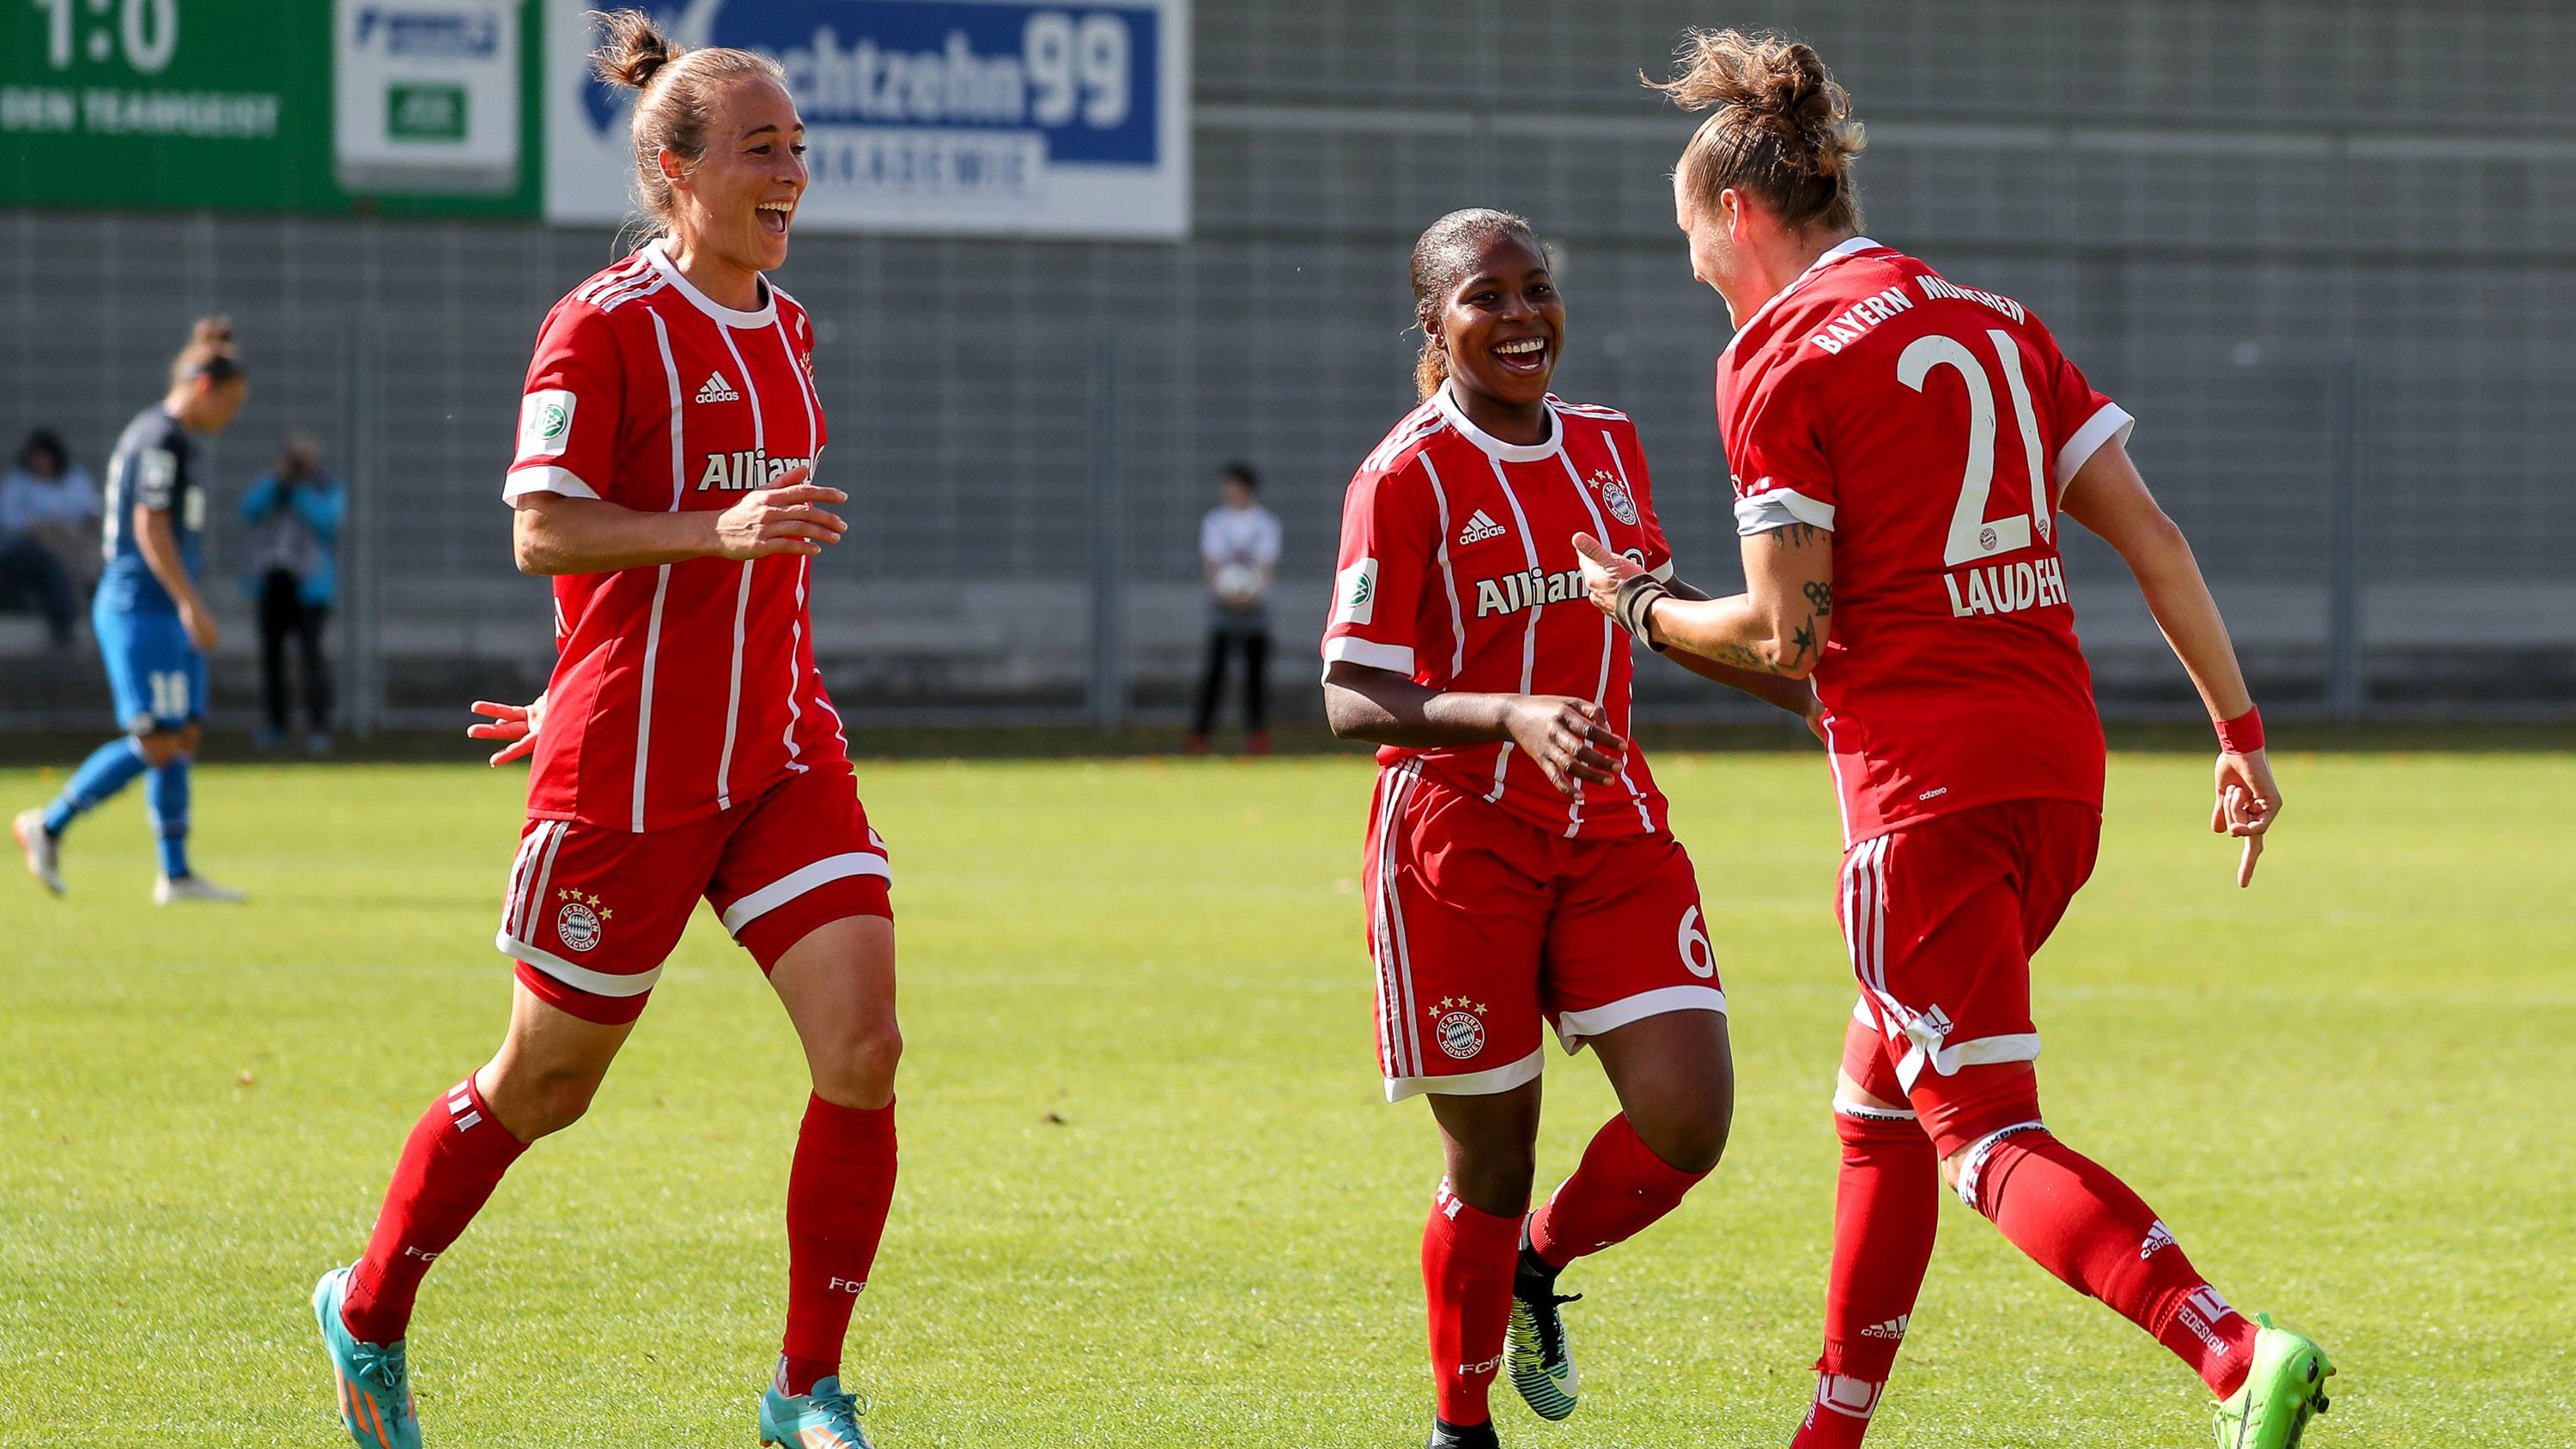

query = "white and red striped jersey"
[503,239,847,833]
[1324,385,1676,840]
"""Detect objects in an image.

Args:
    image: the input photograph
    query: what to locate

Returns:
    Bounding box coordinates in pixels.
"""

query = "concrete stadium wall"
[3,0,2571,725]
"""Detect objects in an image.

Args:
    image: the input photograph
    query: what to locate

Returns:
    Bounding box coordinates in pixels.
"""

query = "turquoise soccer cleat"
[760,1374,875,1449]
[1505,1281,1581,1421]
[313,1264,422,1449]
[2213,1312,2335,1449]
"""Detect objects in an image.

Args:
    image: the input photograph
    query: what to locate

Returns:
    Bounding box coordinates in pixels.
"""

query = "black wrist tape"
[1614,573,1671,651]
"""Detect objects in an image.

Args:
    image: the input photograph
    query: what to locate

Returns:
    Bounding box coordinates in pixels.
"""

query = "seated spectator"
[240,431,345,753]
[0,429,90,647]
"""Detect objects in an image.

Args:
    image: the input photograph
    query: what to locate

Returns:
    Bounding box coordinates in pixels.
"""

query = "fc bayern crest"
[1436,1011,1485,1060]
[1430,996,1490,1060]
[556,895,604,954]
[1595,471,1639,525]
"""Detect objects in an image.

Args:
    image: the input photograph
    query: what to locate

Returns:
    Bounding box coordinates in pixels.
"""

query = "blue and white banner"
[544,0,1188,239]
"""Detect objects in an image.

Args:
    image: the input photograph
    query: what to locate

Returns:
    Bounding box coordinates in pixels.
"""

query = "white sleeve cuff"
[1649,558,1677,582]
[1734,488,1837,536]
[1321,635,1416,680]
[504,465,602,504]
[2053,403,2136,489]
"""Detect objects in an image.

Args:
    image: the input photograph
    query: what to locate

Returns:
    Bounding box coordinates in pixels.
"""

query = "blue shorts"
[94,600,205,735]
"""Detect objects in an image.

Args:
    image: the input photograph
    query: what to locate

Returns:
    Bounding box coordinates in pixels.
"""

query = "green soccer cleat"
[1505,1243,1580,1422]
[313,1265,422,1449]
[2213,1313,2335,1449]
[760,1374,875,1449]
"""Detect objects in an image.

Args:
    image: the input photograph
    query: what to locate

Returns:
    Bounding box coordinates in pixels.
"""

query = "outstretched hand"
[1573,532,1643,619]
[467,692,547,767]
[2213,748,2281,888]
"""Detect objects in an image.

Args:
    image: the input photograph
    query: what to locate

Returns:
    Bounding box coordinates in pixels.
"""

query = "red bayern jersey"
[1718,237,2130,846]
[504,239,848,833]
[1324,385,1675,840]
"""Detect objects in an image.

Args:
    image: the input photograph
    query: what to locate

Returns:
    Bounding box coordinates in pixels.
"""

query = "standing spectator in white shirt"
[1189,462,1283,755]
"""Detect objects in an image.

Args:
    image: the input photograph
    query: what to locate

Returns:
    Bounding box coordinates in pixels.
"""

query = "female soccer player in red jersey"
[1324,208,1822,1449]
[1577,31,2335,1449]
[312,15,899,1449]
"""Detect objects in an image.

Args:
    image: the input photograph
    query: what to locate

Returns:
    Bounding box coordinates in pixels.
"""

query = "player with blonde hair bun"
[311,13,902,1448]
[1576,27,2336,1449]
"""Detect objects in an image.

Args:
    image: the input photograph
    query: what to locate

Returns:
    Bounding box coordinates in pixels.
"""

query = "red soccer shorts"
[1838,797,2099,1137]
[496,765,892,1025]
[1364,761,1724,1101]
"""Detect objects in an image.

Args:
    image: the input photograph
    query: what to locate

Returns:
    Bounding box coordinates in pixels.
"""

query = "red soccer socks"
[1966,1126,2259,1398]
[779,1094,898,1397]
[1527,1113,1711,1270]
[1790,1101,1941,1449]
[342,1076,529,1345]
[1423,1179,1522,1427]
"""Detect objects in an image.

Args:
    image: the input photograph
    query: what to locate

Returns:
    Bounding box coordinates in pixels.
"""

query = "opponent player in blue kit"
[15,317,250,903]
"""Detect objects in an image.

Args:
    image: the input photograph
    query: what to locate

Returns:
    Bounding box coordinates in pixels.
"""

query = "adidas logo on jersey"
[1457,509,1506,546]
[2141,1221,2176,1260]
[694,371,741,403]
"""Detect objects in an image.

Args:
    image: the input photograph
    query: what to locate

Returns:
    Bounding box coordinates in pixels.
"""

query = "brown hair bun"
[1650,28,1865,232]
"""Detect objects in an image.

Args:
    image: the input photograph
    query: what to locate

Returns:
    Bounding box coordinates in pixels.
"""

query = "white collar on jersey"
[641,239,779,330]
[1435,380,1562,464]
[1717,234,1884,364]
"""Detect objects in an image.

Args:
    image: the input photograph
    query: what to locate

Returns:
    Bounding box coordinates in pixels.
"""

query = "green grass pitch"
[4,747,2571,1446]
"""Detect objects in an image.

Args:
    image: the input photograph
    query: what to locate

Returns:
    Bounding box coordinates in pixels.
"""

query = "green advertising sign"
[0,0,540,217]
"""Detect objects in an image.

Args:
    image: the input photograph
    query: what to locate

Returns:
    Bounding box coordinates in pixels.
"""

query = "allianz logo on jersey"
[696,448,814,492]
[1473,548,1646,620]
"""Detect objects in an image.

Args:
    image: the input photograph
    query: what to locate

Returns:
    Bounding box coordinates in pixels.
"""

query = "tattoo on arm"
[1788,621,1817,667]
[1765,522,1823,549]
[1803,579,1833,615]
[1711,642,1768,670]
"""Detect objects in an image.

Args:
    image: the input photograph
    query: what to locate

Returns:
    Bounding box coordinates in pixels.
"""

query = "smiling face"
[1429,233,1564,413]
[665,75,806,276]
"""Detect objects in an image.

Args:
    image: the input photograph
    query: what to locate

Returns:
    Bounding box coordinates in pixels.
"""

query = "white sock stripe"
[1954,1119,2050,1212]
[1832,1095,1917,1122]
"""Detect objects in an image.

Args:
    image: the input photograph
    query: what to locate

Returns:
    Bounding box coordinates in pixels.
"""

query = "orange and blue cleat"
[313,1265,421,1449]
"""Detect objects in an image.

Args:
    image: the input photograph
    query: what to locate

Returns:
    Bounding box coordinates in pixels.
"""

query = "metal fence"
[3,0,2571,730]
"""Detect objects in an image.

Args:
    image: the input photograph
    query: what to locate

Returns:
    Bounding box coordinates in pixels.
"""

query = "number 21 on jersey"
[1899,328,2052,567]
